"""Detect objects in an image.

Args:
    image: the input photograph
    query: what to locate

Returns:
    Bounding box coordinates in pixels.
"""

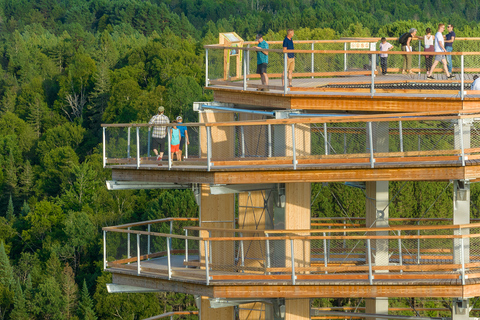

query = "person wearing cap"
[170,121,182,161]
[176,116,189,160]
[255,33,269,91]
[148,106,170,161]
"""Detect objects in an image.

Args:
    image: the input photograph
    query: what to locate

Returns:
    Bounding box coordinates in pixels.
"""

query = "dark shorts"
[257,63,268,74]
[179,138,185,151]
[152,137,167,153]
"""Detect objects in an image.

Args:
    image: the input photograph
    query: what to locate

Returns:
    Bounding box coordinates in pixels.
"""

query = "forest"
[2,0,480,319]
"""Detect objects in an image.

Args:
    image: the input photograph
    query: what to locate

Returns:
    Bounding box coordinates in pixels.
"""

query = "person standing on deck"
[427,24,453,80]
[148,106,170,161]
[445,24,456,75]
[401,28,417,75]
[282,29,295,87]
[255,33,269,91]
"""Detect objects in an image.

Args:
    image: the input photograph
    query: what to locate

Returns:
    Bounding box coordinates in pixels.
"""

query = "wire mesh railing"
[205,38,480,98]
[102,112,480,171]
[103,220,480,286]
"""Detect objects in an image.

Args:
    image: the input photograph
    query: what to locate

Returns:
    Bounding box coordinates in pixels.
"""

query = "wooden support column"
[199,110,235,320]
[285,182,311,320]
[365,122,389,319]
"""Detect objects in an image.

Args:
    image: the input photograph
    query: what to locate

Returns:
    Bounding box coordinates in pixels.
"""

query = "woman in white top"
[422,28,434,73]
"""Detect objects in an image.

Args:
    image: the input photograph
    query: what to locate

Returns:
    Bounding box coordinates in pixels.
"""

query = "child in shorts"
[170,121,182,161]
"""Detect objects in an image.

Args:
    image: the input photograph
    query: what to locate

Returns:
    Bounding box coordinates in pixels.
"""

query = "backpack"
[398,32,410,45]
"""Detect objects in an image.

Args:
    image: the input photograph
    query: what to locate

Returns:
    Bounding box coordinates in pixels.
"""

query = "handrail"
[143,311,198,320]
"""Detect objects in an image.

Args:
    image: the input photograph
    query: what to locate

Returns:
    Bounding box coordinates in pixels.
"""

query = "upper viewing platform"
[205,35,480,112]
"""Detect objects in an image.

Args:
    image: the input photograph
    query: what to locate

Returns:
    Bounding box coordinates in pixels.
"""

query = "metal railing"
[102,111,480,171]
[103,219,480,286]
[205,38,480,98]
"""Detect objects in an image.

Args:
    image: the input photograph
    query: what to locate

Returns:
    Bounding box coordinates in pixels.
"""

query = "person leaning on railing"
[254,33,269,91]
[148,106,170,161]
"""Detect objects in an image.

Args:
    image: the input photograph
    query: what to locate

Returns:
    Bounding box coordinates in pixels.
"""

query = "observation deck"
[102,37,480,320]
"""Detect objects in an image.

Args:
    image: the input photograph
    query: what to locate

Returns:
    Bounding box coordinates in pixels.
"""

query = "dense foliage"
[2,0,480,319]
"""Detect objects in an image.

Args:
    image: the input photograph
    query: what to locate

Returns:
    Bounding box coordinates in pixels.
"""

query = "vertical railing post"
[323,123,328,155]
[137,234,141,275]
[417,229,421,264]
[323,232,328,274]
[167,236,172,280]
[185,229,189,268]
[291,124,297,170]
[284,52,288,94]
[127,227,131,264]
[290,239,296,285]
[367,122,375,168]
[247,44,250,76]
[147,224,151,259]
[205,49,209,87]
[268,124,272,158]
[243,48,247,91]
[103,230,106,270]
[206,126,212,171]
[102,127,106,168]
[127,127,131,158]
[205,240,210,285]
[367,239,373,285]
[459,118,465,167]
[461,237,466,285]
[461,55,465,100]
[265,233,271,275]
[418,40,422,74]
[371,53,376,97]
[344,42,348,71]
[398,230,403,273]
[147,127,151,157]
[167,127,172,169]
[240,232,245,272]
[311,42,315,79]
[399,121,404,153]
[136,127,140,168]
[241,126,246,158]
[169,220,173,254]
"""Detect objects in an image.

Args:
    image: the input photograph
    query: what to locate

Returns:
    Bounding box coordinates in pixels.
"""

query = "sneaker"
[157,155,162,161]
[448,74,455,79]
[427,75,434,80]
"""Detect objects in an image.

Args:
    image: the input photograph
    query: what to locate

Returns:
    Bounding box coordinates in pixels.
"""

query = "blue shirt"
[445,31,455,48]
[177,125,187,137]
[283,37,294,58]
[257,40,268,65]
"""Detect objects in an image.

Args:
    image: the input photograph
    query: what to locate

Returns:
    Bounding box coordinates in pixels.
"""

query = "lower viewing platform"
[104,218,480,299]
[104,110,480,184]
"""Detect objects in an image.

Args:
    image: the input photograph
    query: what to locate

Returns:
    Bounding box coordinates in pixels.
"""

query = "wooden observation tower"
[102,37,480,319]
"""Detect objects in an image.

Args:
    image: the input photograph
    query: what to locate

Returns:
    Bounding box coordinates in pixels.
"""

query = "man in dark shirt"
[445,24,456,74]
[282,29,295,87]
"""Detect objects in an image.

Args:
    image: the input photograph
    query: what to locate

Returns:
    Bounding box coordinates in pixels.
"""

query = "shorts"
[287,58,295,72]
[179,138,185,151]
[435,55,445,62]
[257,63,268,74]
[171,144,180,152]
[152,137,167,153]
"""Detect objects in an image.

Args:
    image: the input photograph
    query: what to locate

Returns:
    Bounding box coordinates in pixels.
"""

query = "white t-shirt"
[424,35,434,49]
[434,31,444,52]
[379,42,393,57]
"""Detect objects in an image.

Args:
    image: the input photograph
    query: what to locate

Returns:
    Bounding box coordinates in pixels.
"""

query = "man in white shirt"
[472,75,480,90]
[427,23,453,80]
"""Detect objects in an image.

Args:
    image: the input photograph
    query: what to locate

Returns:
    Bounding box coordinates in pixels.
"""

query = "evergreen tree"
[62,263,78,320]
[78,279,96,320]
[19,160,34,198]
[20,200,30,216]
[10,280,30,320]
[5,195,14,220]
[4,148,18,195]
[0,241,14,288]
